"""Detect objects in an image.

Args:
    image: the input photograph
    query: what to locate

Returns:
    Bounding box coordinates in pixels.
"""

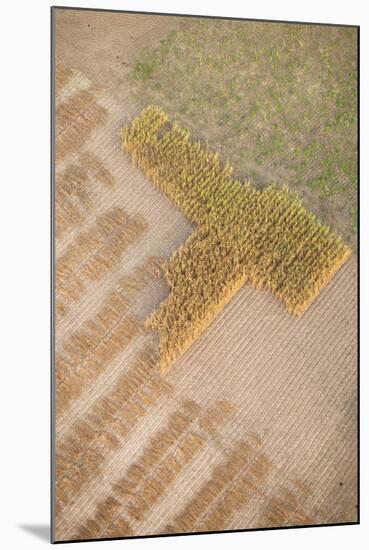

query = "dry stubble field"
[53,8,358,542]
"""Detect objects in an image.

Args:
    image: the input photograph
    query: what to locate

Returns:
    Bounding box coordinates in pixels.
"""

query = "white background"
[0,0,367,548]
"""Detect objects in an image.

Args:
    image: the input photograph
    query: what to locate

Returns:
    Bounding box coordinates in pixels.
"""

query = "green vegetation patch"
[129,19,357,247]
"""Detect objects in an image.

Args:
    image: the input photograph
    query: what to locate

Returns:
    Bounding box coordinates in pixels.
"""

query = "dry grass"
[73,398,235,539]
[56,344,173,513]
[55,152,114,239]
[56,89,108,161]
[163,438,271,534]
[55,207,147,316]
[121,106,351,373]
[56,255,166,417]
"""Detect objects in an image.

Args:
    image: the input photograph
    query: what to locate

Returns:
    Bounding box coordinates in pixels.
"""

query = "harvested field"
[55,9,187,103]
[53,7,358,543]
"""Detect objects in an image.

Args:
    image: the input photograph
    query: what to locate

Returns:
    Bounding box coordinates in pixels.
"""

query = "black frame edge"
[51,5,56,545]
[51,5,359,29]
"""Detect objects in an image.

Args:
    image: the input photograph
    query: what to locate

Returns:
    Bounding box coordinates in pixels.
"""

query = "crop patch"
[121,106,351,373]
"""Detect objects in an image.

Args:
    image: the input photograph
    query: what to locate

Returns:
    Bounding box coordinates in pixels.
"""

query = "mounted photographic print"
[51,6,359,543]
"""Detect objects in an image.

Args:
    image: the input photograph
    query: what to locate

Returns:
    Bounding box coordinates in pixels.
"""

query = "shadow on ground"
[18,524,49,542]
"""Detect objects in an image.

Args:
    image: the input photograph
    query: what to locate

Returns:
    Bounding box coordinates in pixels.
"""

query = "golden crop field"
[121,106,351,373]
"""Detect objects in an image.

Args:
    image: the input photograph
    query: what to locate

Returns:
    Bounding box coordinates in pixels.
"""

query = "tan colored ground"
[53,8,357,542]
[55,9,187,103]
